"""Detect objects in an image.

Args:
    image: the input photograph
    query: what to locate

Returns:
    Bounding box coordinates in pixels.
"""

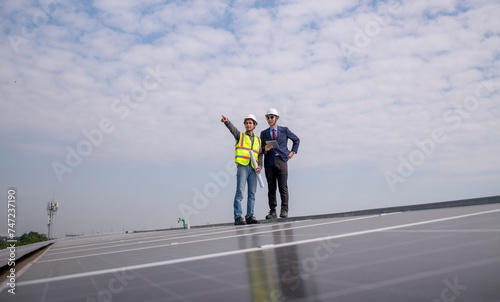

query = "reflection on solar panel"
[1,200,499,301]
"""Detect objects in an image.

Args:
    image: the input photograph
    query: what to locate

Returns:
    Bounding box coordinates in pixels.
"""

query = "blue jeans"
[234,164,257,220]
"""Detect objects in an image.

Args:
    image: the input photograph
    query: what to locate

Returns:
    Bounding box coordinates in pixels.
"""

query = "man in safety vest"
[221,114,263,225]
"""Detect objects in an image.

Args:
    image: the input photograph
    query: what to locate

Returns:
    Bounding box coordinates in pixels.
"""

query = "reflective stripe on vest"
[235,132,261,168]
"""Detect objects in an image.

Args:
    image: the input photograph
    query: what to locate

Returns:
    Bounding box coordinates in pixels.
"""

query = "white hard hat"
[244,114,258,126]
[265,108,279,117]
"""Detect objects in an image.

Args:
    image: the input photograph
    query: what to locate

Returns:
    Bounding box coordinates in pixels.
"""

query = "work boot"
[280,208,288,218]
[234,216,246,225]
[246,216,260,224]
[265,210,277,219]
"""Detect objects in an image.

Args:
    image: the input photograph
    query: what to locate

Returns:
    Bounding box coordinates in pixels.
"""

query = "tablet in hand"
[266,140,279,148]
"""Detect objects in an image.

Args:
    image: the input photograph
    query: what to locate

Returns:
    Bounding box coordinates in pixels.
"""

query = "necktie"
[273,128,278,154]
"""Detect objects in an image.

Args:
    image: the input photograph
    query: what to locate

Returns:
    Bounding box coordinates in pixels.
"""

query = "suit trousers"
[265,156,288,212]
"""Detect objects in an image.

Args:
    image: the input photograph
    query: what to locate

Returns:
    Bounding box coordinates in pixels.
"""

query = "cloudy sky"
[1,0,499,237]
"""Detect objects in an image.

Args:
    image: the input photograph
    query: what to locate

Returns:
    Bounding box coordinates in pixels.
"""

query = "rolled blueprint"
[249,150,264,188]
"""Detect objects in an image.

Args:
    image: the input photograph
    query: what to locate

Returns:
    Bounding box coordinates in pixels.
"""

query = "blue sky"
[1,0,499,237]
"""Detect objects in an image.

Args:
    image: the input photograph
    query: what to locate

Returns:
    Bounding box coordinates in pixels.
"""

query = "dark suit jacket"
[260,126,300,167]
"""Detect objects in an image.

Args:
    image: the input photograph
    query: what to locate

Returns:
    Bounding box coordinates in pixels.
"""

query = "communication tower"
[47,199,59,239]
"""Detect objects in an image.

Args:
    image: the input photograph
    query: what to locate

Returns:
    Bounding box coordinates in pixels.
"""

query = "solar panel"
[1,202,499,301]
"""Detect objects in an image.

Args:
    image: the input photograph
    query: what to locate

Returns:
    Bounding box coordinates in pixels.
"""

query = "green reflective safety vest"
[235,132,261,168]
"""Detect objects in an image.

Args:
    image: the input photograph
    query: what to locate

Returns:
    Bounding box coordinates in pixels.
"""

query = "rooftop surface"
[1,198,499,301]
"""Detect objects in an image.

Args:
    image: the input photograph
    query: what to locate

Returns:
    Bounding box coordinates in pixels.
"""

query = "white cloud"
[0,0,499,233]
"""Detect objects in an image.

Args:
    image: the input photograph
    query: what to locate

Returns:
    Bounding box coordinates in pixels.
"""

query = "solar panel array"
[1,203,499,301]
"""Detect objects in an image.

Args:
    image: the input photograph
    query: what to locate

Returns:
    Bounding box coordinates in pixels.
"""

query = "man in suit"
[260,108,300,219]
